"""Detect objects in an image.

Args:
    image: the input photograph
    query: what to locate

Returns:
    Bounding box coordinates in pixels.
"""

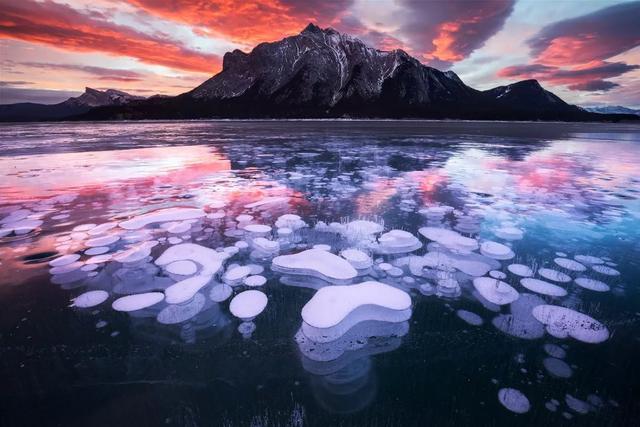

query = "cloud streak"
[0,0,220,73]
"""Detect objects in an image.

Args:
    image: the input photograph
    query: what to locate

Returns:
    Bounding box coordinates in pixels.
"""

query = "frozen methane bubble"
[473,277,519,305]
[229,290,268,321]
[49,254,81,267]
[275,214,306,230]
[508,264,533,277]
[422,251,494,277]
[71,290,109,308]
[119,207,205,230]
[375,229,422,254]
[243,224,271,234]
[554,258,587,272]
[301,281,411,329]
[244,196,289,209]
[253,237,280,253]
[574,277,610,292]
[495,226,524,240]
[490,270,507,280]
[574,255,604,265]
[543,357,573,378]
[223,266,252,284]
[480,241,515,260]
[565,394,591,415]
[112,292,164,312]
[532,305,610,344]
[456,310,483,326]
[165,275,213,304]
[209,283,233,302]
[520,278,567,297]
[543,343,567,359]
[165,260,198,276]
[85,234,119,247]
[113,241,157,264]
[538,268,572,283]
[498,388,530,414]
[155,243,228,276]
[591,265,620,276]
[272,249,357,284]
[419,227,478,252]
[243,275,267,287]
[340,248,373,269]
[85,246,110,256]
[157,293,205,324]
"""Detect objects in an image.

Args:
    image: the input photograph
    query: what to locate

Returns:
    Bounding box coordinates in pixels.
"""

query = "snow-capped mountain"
[63,87,145,108]
[583,105,640,116]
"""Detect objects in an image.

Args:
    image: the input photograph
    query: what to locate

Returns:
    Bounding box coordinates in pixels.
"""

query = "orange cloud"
[0,0,220,73]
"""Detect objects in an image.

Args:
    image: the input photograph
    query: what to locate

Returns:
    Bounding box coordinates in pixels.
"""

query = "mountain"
[583,105,640,116]
[0,87,144,122]
[3,24,638,122]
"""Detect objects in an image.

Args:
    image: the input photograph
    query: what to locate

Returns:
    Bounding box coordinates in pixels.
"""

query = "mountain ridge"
[1,24,638,122]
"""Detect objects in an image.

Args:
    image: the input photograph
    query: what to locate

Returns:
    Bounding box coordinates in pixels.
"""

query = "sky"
[1,0,639,107]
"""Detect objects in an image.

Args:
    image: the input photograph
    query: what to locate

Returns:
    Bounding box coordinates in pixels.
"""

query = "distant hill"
[0,88,144,122]
[583,105,640,116]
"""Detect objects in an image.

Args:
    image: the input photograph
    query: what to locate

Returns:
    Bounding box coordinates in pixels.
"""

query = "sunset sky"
[1,0,639,107]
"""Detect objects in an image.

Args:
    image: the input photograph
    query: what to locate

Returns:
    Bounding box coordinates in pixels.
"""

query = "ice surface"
[71,290,109,308]
[155,243,228,276]
[520,278,567,297]
[229,290,268,320]
[112,292,164,312]
[498,388,530,414]
[538,268,572,283]
[301,281,411,329]
[473,277,519,305]
[119,207,205,230]
[272,249,357,284]
[165,275,213,304]
[532,305,609,344]
[574,277,610,292]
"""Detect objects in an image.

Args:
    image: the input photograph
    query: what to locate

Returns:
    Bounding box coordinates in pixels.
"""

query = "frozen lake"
[1,120,639,426]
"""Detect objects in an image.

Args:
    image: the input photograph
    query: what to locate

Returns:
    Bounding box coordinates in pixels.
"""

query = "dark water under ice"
[0,120,639,426]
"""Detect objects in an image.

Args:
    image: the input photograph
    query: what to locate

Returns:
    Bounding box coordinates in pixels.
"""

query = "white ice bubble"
[480,241,515,260]
[209,283,233,302]
[155,243,228,276]
[245,196,289,209]
[490,270,507,280]
[235,214,253,222]
[301,281,411,329]
[591,265,620,276]
[157,293,205,324]
[520,278,567,297]
[495,226,524,241]
[498,388,530,414]
[375,229,422,254]
[243,224,272,234]
[49,254,80,267]
[253,237,280,253]
[272,249,357,284]
[574,277,610,292]
[508,264,533,277]
[340,248,373,269]
[112,241,156,264]
[554,258,586,272]
[166,260,198,276]
[50,261,84,275]
[85,234,120,247]
[419,227,478,252]
[538,268,572,283]
[243,275,267,287]
[229,290,268,321]
[456,309,483,326]
[166,222,192,234]
[543,343,566,358]
[72,223,96,232]
[71,290,109,308]
[532,305,609,344]
[119,207,205,230]
[112,292,164,312]
[565,394,591,414]
[473,277,519,305]
[224,265,252,283]
[165,275,212,304]
[87,222,117,236]
[85,246,110,256]
[574,255,604,265]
